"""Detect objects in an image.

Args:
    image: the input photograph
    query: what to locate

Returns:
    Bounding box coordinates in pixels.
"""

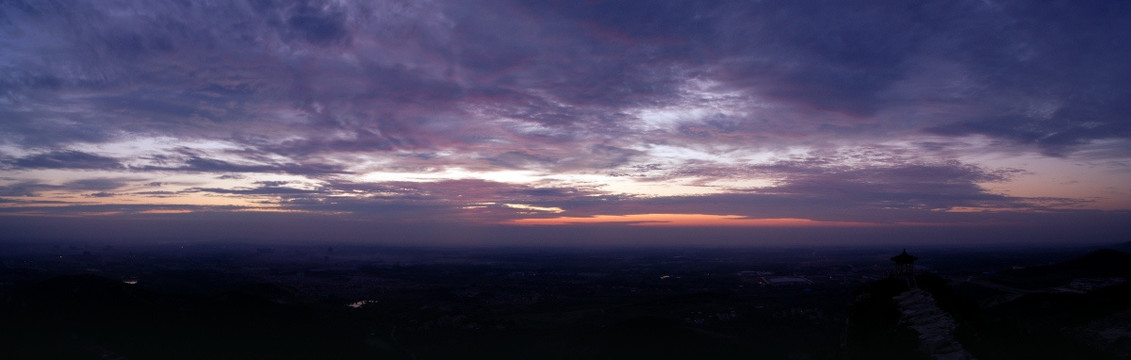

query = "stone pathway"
[893,289,976,360]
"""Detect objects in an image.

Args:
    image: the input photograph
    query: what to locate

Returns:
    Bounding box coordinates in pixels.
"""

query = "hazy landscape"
[3,240,1129,359]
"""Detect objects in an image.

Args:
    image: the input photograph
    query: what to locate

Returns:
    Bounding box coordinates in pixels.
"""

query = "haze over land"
[2,1,1130,246]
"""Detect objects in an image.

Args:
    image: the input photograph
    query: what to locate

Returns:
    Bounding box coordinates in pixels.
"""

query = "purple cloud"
[7,151,124,170]
[2,0,1130,245]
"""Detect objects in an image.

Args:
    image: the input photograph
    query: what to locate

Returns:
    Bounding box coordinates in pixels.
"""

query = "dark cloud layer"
[7,151,123,170]
[1,0,1130,245]
[3,0,1128,153]
[138,156,347,175]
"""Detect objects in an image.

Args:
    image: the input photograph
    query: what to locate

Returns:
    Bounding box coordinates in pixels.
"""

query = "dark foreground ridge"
[1,244,1128,359]
[846,248,1131,359]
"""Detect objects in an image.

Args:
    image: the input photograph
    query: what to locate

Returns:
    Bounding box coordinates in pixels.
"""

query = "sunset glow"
[508,214,876,227]
[1,1,1129,245]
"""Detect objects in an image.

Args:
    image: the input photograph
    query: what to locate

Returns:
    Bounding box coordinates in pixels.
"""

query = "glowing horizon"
[2,1,1130,245]
[507,214,879,227]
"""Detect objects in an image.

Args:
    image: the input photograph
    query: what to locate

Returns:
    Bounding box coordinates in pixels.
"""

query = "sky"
[2,0,1130,246]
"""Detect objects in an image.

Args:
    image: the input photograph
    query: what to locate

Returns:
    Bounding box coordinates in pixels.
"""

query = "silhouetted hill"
[1109,242,1131,253]
[1056,249,1131,274]
[845,248,1131,360]
[961,281,1131,359]
[937,249,1131,359]
[991,249,1131,290]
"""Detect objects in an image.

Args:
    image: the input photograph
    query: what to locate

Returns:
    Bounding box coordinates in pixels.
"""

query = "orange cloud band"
[506,213,877,227]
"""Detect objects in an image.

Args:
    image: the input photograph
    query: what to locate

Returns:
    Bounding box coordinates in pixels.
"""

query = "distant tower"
[890,249,918,288]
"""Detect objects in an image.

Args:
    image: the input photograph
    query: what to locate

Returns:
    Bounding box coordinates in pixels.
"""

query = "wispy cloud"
[6,151,124,170]
[2,0,1130,244]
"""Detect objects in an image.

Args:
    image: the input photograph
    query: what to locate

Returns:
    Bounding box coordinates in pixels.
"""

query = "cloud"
[0,177,132,197]
[508,214,875,227]
[927,104,1131,157]
[484,150,556,170]
[4,0,1128,159]
[138,156,346,175]
[282,1,350,45]
[7,151,124,170]
[0,181,53,197]
[101,156,1026,228]
[1,0,1129,246]
[189,186,321,196]
[62,178,133,191]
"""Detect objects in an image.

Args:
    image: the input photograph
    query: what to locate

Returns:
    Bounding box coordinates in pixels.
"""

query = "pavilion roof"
[891,249,918,264]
